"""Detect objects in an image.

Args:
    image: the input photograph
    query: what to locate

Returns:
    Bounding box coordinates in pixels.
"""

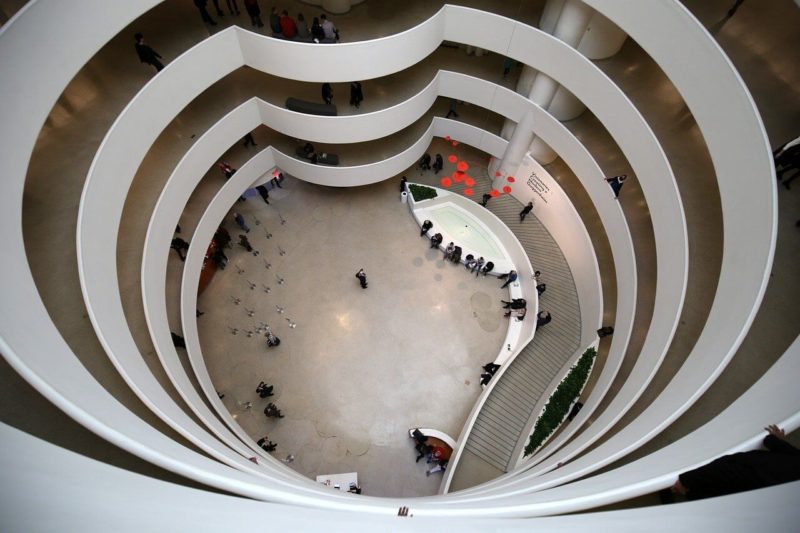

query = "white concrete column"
[549,85,584,121]
[500,118,516,141]
[491,110,535,179]
[526,0,593,163]
[516,65,538,97]
[577,10,628,59]
[539,0,566,34]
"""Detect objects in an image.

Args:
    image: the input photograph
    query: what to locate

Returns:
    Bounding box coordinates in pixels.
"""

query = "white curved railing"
[3,421,799,530]
[82,9,681,496]
[0,0,782,520]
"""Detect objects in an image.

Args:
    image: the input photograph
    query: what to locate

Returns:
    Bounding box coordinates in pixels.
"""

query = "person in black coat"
[193,0,218,25]
[321,83,333,104]
[420,219,433,237]
[670,425,800,501]
[256,185,270,204]
[311,17,325,42]
[433,154,444,174]
[419,153,431,170]
[350,81,364,108]
[519,201,533,221]
[134,33,164,72]
[400,176,408,193]
[170,237,189,261]
[244,0,263,27]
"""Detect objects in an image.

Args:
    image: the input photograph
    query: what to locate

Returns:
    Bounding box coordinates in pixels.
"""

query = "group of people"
[419,219,494,276]
[270,10,339,42]
[465,254,493,276]
[479,362,501,387]
[501,297,527,321]
[419,153,444,174]
[411,429,450,477]
[139,3,342,74]
[320,81,364,107]
[255,381,279,452]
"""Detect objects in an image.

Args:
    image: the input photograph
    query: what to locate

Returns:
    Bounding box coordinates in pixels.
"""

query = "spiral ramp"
[1,0,799,530]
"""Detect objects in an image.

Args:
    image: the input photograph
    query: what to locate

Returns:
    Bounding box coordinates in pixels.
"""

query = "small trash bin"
[400,191,408,203]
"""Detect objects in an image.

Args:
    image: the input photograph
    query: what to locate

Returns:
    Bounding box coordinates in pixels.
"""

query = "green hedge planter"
[523,347,598,457]
[408,184,437,202]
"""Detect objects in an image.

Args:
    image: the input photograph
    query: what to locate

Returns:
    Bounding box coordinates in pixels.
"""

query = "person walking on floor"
[219,161,236,180]
[134,33,164,72]
[242,132,256,147]
[446,99,459,118]
[243,0,263,27]
[480,193,491,207]
[233,212,250,233]
[238,234,253,252]
[499,269,518,289]
[256,185,270,204]
[355,268,368,289]
[430,233,443,249]
[269,7,282,34]
[419,153,431,170]
[171,332,186,348]
[400,176,408,193]
[225,0,240,16]
[519,201,533,221]
[264,402,284,418]
[481,261,494,276]
[433,154,444,174]
[170,237,189,261]
[193,0,218,25]
[321,83,333,105]
[350,81,364,108]
[605,174,627,199]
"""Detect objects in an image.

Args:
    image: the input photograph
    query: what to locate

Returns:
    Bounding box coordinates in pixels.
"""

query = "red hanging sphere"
[503,185,512,194]
[463,188,474,196]
[507,176,515,183]
[490,189,500,197]
[441,177,452,187]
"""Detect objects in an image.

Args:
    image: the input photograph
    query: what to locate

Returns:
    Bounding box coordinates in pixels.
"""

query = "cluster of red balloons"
[438,137,515,197]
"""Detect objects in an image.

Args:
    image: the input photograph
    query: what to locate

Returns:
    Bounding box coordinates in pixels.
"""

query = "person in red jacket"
[279,10,297,39]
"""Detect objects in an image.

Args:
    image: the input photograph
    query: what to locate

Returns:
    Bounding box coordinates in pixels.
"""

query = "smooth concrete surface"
[197,175,507,497]
[3,0,798,508]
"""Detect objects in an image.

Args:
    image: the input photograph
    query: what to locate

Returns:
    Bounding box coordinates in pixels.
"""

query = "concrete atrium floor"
[198,176,508,497]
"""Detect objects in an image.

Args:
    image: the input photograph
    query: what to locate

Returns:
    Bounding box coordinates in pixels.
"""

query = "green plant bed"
[523,347,598,457]
[408,184,437,202]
